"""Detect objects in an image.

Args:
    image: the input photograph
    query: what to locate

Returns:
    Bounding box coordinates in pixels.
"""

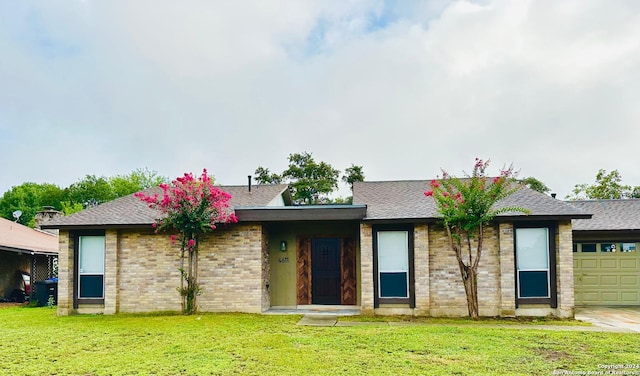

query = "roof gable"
[570,199,640,231]
[42,184,290,229]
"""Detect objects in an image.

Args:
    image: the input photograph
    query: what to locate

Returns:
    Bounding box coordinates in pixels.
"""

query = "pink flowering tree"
[135,169,238,314]
[424,159,528,319]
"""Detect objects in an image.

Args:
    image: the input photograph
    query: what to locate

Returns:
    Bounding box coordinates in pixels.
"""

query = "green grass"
[0,307,637,375]
[338,314,592,326]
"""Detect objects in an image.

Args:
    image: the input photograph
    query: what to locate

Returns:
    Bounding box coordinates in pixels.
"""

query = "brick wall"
[428,223,501,317]
[556,220,574,318]
[359,223,374,314]
[360,220,573,318]
[498,222,516,316]
[59,224,266,315]
[56,230,73,316]
[413,224,430,315]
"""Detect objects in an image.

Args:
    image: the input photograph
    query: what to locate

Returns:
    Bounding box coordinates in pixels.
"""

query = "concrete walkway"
[575,306,640,333]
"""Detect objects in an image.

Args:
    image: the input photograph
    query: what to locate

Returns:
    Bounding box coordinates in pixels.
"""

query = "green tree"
[342,164,365,191]
[425,159,529,319]
[0,183,65,226]
[253,167,282,185]
[566,169,640,200]
[110,168,168,198]
[282,152,340,204]
[65,175,115,208]
[255,153,363,205]
[521,177,550,194]
[64,168,168,209]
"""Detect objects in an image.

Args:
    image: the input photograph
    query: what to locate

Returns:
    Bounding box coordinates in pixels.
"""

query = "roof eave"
[362,214,591,223]
[494,214,593,222]
[0,245,58,256]
[235,205,367,222]
[40,223,155,231]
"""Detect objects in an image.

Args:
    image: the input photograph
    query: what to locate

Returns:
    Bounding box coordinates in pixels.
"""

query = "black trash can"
[35,280,58,307]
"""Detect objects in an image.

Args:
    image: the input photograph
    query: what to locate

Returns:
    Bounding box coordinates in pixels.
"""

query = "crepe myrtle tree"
[136,169,238,314]
[424,159,528,319]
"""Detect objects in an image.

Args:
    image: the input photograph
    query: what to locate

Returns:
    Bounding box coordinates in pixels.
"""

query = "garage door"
[574,242,640,306]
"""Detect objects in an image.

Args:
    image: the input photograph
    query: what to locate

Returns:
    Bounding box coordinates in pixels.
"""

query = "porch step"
[297,314,338,327]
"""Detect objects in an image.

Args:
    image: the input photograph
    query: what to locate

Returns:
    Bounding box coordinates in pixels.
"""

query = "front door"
[311,238,341,304]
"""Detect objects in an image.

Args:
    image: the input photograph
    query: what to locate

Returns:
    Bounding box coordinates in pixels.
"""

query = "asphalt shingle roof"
[42,184,289,228]
[0,217,58,254]
[569,199,640,231]
[353,180,589,220]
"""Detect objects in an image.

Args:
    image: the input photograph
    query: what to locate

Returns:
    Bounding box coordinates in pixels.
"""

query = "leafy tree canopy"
[566,169,640,200]
[521,176,550,194]
[254,152,364,204]
[0,183,65,226]
[0,168,168,226]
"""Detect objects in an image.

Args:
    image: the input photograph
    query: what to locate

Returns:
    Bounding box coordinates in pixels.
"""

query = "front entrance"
[311,238,341,304]
[296,236,357,306]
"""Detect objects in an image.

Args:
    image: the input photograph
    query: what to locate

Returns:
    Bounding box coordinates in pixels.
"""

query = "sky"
[1,0,640,199]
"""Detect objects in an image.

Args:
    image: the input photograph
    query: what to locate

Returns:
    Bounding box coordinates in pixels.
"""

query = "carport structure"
[0,217,58,302]
[571,200,640,306]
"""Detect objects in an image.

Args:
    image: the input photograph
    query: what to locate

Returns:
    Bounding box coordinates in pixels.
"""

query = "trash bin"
[35,280,58,307]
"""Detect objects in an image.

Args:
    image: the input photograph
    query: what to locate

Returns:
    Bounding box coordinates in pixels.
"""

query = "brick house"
[42,181,589,317]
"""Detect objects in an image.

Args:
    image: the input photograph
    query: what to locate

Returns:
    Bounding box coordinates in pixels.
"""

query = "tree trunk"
[446,224,481,320]
[458,262,479,320]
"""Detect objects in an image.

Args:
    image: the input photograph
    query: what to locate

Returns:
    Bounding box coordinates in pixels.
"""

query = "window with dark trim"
[74,230,106,306]
[373,225,415,308]
[514,223,557,308]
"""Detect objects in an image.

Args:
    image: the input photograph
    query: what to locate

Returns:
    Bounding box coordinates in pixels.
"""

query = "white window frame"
[377,231,409,299]
[516,227,551,299]
[78,235,105,300]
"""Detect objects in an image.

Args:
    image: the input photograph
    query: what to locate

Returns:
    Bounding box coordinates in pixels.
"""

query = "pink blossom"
[430,180,440,188]
[424,191,433,197]
[187,239,195,248]
[170,235,177,245]
[442,192,450,197]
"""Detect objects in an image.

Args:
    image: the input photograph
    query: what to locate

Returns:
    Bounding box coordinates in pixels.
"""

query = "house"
[0,217,58,302]
[569,200,640,306]
[42,181,589,317]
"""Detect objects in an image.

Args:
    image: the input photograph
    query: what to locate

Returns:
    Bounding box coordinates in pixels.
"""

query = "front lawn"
[0,307,637,375]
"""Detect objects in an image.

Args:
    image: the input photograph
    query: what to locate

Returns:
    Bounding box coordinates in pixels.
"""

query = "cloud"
[1,0,639,199]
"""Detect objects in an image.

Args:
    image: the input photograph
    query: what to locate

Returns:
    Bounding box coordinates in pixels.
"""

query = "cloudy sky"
[1,0,639,198]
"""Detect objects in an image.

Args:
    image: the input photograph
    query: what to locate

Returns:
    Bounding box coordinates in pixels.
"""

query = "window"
[515,225,557,307]
[78,235,105,299]
[600,243,617,253]
[581,243,596,253]
[373,226,414,307]
[377,231,409,298]
[516,228,550,298]
[621,243,637,253]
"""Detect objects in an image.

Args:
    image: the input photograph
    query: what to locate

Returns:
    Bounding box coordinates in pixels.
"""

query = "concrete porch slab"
[297,314,338,326]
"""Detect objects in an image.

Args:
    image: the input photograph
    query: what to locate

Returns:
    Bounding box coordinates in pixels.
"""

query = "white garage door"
[574,242,640,306]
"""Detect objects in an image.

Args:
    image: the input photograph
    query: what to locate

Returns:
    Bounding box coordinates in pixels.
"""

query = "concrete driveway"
[575,306,640,333]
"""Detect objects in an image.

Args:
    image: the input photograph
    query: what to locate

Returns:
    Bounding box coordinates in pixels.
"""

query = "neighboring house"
[0,217,58,301]
[42,181,589,318]
[570,200,640,306]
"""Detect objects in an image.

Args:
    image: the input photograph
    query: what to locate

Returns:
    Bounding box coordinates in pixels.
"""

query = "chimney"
[248,175,252,192]
[35,206,63,234]
[551,193,557,199]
